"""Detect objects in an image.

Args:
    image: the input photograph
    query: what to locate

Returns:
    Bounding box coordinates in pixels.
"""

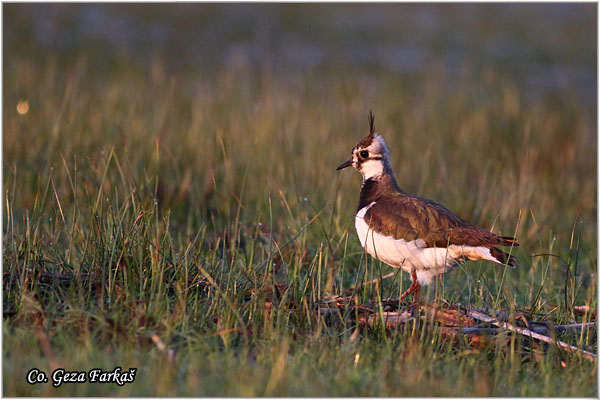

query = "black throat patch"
[357,178,381,212]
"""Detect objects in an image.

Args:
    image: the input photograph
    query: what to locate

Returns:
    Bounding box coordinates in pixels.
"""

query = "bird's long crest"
[368,110,375,137]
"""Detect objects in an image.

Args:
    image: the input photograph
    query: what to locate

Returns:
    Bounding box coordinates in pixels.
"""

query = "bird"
[336,111,518,302]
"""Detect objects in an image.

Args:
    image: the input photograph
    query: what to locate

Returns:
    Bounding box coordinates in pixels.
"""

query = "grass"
[3,4,597,396]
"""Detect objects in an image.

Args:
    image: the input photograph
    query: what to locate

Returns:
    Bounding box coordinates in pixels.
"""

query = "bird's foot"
[400,273,421,305]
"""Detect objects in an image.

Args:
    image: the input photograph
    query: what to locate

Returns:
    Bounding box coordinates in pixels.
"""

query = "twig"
[345,271,396,294]
[533,322,596,333]
[447,322,596,335]
[466,309,596,362]
[317,296,374,314]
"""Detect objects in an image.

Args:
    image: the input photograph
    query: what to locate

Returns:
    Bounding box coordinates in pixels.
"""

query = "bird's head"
[336,111,392,181]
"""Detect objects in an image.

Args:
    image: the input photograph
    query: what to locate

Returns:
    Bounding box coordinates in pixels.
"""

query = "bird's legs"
[400,269,421,303]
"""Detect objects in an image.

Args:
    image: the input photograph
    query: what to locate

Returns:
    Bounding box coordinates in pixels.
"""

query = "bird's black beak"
[336,160,353,170]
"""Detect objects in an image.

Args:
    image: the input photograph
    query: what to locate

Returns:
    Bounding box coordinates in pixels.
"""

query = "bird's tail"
[490,247,517,268]
[499,236,519,246]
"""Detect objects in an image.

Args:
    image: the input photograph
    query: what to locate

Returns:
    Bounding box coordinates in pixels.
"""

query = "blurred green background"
[5,4,597,98]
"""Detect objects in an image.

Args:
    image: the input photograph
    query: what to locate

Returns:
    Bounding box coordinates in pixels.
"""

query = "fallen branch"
[421,303,476,327]
[357,311,413,329]
[445,322,596,335]
[466,309,596,362]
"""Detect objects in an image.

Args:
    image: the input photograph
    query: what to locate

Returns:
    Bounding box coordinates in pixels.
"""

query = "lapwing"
[337,111,518,302]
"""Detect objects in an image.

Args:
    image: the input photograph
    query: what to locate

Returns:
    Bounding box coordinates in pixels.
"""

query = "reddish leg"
[400,269,421,303]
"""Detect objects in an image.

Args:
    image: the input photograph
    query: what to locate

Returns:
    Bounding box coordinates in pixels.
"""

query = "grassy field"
[3,4,597,396]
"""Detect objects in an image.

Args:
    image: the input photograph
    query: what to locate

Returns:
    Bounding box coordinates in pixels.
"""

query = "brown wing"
[363,194,518,248]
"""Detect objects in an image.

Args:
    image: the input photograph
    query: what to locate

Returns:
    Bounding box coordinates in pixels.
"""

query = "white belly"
[355,202,488,285]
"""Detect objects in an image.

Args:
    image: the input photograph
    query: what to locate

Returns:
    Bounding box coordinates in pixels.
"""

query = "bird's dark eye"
[360,150,369,158]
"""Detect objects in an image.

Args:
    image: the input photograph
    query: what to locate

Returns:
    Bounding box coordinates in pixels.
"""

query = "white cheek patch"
[359,159,384,180]
[357,136,389,180]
